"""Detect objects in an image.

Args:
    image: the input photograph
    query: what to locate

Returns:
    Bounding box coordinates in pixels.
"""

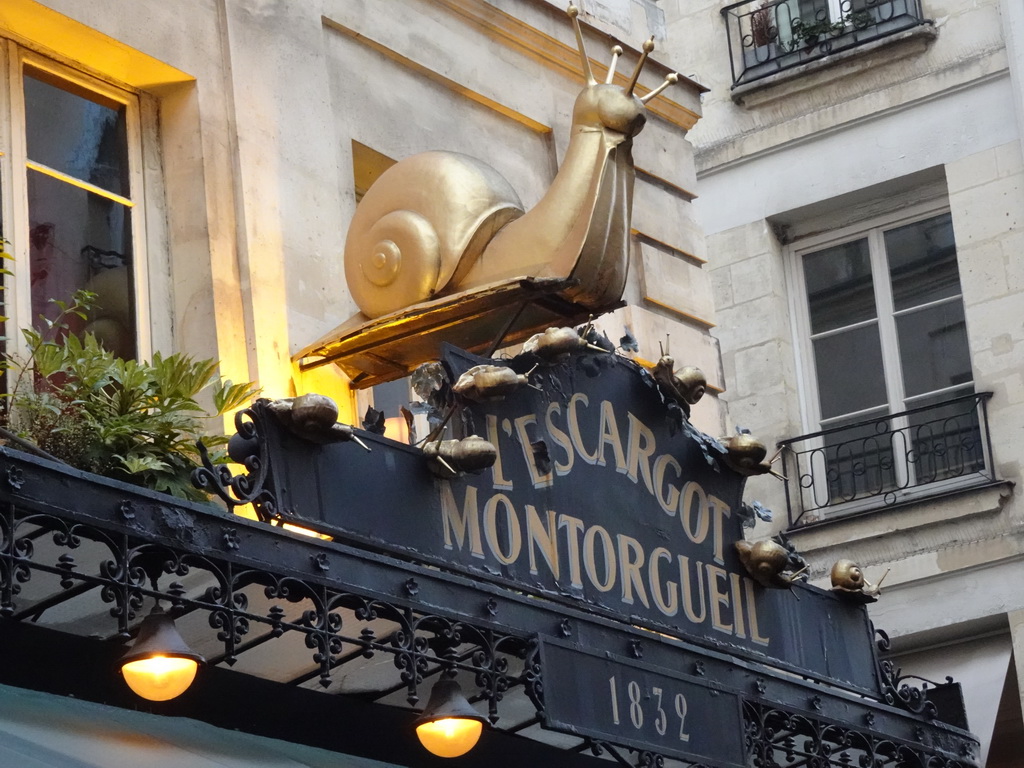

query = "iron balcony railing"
[779,392,996,528]
[722,0,926,87]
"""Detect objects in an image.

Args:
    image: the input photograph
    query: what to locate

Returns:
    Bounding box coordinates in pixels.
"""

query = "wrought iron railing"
[722,0,926,87]
[780,392,995,528]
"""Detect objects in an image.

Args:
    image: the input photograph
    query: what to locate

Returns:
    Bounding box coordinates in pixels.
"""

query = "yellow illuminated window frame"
[0,41,153,363]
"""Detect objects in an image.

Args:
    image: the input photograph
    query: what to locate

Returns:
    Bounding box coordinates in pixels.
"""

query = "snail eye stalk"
[567,4,596,84]
[641,72,679,104]
[606,45,623,84]
[626,37,655,95]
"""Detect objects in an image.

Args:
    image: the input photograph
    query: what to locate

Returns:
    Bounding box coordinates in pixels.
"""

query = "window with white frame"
[790,203,983,508]
[0,42,151,364]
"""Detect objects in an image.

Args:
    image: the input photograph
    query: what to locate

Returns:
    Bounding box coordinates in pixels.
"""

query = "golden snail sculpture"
[735,539,808,589]
[453,364,534,402]
[830,560,889,598]
[341,4,679,321]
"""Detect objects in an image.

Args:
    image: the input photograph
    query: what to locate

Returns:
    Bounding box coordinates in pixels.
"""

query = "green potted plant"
[0,283,258,501]
[788,15,845,51]
[745,1,782,67]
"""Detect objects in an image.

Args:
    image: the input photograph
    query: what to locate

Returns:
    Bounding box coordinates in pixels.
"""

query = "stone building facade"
[655,0,1024,761]
[0,0,735,762]
[0,0,720,432]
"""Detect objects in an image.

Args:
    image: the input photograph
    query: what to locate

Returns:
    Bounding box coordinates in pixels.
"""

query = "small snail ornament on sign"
[720,428,785,479]
[452,364,538,402]
[264,394,370,450]
[830,560,889,601]
[735,539,808,589]
[423,435,498,479]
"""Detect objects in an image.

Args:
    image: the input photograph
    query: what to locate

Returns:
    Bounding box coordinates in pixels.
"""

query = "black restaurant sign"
[264,346,880,695]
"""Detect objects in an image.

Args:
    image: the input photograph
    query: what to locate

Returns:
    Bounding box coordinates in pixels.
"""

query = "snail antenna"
[605,45,623,84]
[567,4,596,84]
[626,36,655,95]
[640,72,678,103]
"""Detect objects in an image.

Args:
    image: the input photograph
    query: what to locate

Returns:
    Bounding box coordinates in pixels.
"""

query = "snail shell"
[831,560,866,591]
[344,151,524,319]
[724,433,768,467]
[735,540,792,588]
[651,358,706,406]
[675,366,707,405]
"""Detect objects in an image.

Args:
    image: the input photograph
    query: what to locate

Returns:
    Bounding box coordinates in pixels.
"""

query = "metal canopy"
[0,429,980,764]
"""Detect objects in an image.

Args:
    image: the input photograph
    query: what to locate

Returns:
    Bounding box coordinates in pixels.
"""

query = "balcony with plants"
[722,0,927,87]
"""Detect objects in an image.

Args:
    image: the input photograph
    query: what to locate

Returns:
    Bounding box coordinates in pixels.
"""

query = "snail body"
[423,435,498,478]
[453,364,529,402]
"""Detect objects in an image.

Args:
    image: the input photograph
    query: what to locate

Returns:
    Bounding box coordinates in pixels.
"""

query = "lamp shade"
[120,606,204,701]
[414,679,486,758]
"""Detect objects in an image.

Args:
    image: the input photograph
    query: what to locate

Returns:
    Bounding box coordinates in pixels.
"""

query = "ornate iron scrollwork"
[876,629,940,719]
[192,405,278,518]
[523,637,545,715]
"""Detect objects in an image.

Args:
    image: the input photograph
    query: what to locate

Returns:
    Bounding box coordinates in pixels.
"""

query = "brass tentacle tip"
[643,36,655,53]
[611,44,623,55]
[640,72,679,103]
[567,3,579,18]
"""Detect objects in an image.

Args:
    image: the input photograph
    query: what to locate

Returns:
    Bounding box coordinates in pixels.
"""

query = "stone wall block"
[729,254,774,303]
[950,174,1024,246]
[733,341,790,399]
[959,241,1009,302]
[711,295,790,354]
[638,241,715,322]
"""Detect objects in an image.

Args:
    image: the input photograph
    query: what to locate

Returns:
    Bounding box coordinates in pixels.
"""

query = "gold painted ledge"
[295,276,613,389]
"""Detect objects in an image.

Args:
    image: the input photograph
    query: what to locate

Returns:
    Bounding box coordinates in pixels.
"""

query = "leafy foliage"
[2,287,258,501]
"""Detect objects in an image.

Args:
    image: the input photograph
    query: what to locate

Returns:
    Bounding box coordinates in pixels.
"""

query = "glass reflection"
[885,213,960,311]
[24,72,129,197]
[813,323,887,420]
[896,301,972,398]
[28,170,135,358]
[803,238,875,334]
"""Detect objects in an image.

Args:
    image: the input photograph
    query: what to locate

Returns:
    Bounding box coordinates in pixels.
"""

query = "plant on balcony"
[788,16,845,50]
[750,2,779,47]
[0,285,258,501]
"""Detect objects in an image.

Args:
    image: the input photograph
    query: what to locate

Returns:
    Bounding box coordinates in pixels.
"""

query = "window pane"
[896,301,971,398]
[803,238,876,334]
[885,213,960,311]
[28,170,135,358]
[24,73,129,197]
[793,0,831,24]
[812,322,887,419]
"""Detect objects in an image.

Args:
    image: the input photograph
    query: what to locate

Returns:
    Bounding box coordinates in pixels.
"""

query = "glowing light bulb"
[416,717,484,758]
[119,607,203,701]
[121,655,199,701]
